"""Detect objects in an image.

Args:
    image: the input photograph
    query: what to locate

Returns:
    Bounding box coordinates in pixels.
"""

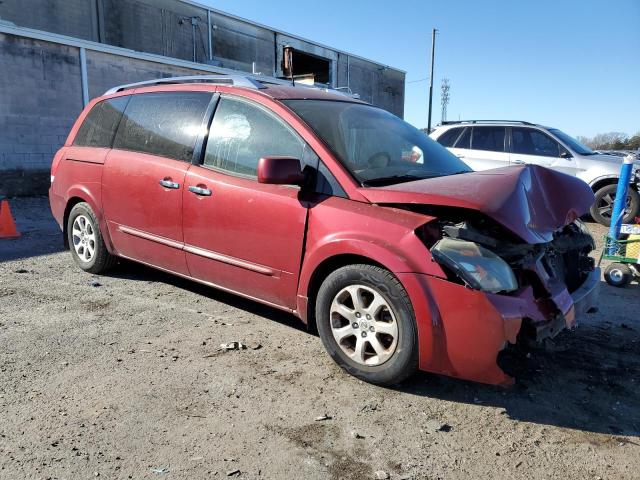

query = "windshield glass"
[548,128,596,155]
[283,100,472,186]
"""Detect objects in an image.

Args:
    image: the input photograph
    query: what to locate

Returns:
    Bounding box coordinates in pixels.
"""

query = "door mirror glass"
[257,157,305,185]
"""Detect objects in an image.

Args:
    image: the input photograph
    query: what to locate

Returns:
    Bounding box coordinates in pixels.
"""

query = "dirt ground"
[1,196,639,480]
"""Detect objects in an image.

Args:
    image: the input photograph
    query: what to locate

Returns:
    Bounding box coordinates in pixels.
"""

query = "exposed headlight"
[431,238,518,293]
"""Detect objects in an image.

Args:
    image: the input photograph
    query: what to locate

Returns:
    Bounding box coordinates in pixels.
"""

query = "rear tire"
[604,263,633,288]
[315,264,418,386]
[590,184,640,226]
[67,202,116,274]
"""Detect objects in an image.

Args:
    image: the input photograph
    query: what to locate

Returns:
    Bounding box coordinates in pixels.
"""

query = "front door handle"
[512,159,525,165]
[188,185,212,196]
[455,154,465,158]
[159,178,180,189]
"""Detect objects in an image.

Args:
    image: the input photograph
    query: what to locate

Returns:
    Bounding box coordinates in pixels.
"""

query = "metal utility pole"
[440,78,450,123]
[427,28,438,133]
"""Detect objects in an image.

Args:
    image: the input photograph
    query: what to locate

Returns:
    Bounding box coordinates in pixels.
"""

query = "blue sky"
[203,0,639,139]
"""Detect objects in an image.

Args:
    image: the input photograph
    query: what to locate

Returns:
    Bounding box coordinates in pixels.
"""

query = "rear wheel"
[590,184,640,226]
[67,202,116,274]
[604,263,633,288]
[315,264,418,386]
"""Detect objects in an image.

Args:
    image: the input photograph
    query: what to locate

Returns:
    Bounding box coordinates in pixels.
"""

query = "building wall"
[0,0,405,196]
[0,33,84,196]
[0,33,206,197]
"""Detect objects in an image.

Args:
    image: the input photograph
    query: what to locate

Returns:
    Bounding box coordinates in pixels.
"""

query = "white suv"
[429,120,640,225]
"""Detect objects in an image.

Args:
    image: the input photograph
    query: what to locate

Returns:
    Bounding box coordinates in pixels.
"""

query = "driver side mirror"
[257,156,305,185]
[560,149,572,159]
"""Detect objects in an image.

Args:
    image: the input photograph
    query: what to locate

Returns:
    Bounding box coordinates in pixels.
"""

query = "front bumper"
[397,267,601,386]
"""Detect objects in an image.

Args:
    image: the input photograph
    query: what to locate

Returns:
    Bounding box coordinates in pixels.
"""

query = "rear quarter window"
[73,97,129,148]
[113,91,213,162]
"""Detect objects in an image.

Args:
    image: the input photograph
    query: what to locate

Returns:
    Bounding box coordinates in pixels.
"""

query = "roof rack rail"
[104,73,362,101]
[440,119,536,126]
[104,74,275,95]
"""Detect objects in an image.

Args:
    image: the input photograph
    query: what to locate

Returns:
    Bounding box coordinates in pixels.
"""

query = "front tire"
[590,184,640,226]
[67,202,116,274]
[315,264,418,386]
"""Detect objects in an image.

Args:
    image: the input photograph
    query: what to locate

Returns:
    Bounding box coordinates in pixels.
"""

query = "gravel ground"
[1,196,639,480]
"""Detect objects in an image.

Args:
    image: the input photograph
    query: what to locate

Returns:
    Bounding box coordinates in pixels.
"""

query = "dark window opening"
[471,127,506,152]
[282,47,331,85]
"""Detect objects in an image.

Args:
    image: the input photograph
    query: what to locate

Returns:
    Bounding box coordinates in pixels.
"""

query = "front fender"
[296,197,445,322]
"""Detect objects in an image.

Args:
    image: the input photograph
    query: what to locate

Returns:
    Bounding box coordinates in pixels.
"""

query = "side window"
[113,92,212,162]
[453,127,471,149]
[73,97,129,148]
[471,127,506,152]
[316,161,347,198]
[512,128,560,157]
[203,97,305,178]
[436,127,464,147]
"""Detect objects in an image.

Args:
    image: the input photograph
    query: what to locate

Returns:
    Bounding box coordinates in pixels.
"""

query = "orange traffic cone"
[0,199,21,238]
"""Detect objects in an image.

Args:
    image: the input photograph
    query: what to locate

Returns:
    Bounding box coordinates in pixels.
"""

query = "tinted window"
[454,127,471,149]
[316,161,347,198]
[204,97,305,178]
[73,97,129,148]
[113,92,212,162]
[471,127,506,152]
[436,127,464,147]
[512,128,560,157]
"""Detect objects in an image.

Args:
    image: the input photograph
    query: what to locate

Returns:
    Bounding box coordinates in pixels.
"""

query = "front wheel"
[315,264,418,386]
[590,184,640,226]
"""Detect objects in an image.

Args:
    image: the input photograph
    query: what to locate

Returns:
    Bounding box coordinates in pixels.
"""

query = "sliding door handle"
[188,185,212,196]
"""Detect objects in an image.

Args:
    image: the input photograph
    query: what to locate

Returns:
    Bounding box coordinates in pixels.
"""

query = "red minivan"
[49,75,600,386]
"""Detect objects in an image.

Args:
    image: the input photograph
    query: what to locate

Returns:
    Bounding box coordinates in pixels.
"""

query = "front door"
[509,127,579,176]
[182,95,310,309]
[102,90,214,274]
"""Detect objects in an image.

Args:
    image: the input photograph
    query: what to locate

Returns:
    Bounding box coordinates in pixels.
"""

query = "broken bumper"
[397,268,601,386]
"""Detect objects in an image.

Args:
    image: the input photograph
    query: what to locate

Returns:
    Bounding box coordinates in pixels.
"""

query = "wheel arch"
[62,189,114,253]
[301,253,394,333]
[590,176,619,193]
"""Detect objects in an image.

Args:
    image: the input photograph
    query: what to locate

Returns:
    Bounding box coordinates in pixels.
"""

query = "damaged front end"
[417,215,600,385]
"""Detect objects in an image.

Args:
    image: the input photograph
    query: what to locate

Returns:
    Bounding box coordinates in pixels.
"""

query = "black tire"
[315,264,418,386]
[67,202,117,274]
[590,184,640,226]
[604,263,633,288]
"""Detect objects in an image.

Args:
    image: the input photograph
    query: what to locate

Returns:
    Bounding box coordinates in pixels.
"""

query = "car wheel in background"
[315,264,418,386]
[590,184,640,226]
[604,263,633,288]
[67,202,116,274]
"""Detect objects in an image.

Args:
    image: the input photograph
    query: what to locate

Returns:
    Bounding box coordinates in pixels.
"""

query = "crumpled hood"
[358,165,595,244]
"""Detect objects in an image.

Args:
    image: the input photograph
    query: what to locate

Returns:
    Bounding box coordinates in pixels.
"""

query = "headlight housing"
[431,238,518,293]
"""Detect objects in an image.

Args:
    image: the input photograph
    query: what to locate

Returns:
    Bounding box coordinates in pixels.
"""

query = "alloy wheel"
[72,215,96,262]
[329,284,398,366]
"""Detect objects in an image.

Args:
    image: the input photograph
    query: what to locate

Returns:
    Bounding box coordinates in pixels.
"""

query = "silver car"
[429,120,640,225]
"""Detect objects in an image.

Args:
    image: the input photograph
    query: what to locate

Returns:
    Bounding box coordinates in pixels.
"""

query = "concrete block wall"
[0,0,406,195]
[0,33,83,197]
[0,34,206,197]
